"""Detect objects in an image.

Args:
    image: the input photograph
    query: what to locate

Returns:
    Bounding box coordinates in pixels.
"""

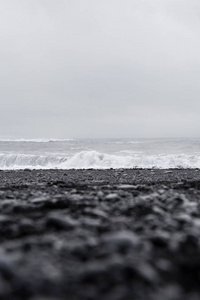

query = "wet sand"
[0,169,200,300]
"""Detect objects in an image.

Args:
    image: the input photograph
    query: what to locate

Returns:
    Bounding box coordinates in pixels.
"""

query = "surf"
[0,151,199,170]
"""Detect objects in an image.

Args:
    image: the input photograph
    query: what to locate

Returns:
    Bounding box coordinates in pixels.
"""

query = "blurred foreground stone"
[0,169,200,299]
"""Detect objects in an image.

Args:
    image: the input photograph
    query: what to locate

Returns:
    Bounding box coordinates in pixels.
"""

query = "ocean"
[0,138,199,170]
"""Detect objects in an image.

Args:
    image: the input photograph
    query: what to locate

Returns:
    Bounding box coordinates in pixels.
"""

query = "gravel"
[0,169,200,299]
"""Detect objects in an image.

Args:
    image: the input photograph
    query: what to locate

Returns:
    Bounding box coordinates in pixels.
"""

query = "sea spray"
[0,151,199,170]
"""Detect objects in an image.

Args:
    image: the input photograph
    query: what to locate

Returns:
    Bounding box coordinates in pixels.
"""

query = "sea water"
[0,138,199,170]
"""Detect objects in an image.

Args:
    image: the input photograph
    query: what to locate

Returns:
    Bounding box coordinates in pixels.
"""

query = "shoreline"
[0,169,200,299]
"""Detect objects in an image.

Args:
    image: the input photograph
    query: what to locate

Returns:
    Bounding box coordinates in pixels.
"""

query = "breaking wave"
[0,154,67,169]
[0,151,200,170]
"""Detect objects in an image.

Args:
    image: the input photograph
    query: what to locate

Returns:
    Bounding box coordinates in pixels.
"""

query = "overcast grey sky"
[0,0,200,138]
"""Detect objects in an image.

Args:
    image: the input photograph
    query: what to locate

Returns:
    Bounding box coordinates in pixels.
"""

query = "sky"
[0,0,200,139]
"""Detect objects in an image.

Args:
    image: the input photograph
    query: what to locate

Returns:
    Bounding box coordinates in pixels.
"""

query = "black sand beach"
[0,169,200,300]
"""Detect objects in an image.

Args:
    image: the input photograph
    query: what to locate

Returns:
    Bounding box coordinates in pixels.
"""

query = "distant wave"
[0,151,199,170]
[112,141,142,144]
[127,141,144,144]
[0,154,67,169]
[0,138,74,143]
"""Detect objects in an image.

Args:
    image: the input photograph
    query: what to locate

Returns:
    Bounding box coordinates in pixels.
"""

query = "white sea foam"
[0,151,199,170]
[127,141,143,144]
[117,150,143,155]
[0,138,74,143]
[61,151,200,169]
[0,154,67,169]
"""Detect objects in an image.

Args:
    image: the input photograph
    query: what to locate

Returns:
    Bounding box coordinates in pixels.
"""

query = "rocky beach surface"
[0,169,200,300]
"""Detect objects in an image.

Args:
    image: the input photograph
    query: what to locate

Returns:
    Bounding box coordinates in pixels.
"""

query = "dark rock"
[101,230,140,254]
[19,218,36,235]
[83,208,108,219]
[45,213,78,230]
[105,193,119,201]
[149,230,170,247]
[30,196,51,204]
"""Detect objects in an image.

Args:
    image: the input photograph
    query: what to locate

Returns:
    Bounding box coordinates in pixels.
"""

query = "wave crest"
[62,151,200,169]
[0,154,67,169]
[0,151,199,170]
